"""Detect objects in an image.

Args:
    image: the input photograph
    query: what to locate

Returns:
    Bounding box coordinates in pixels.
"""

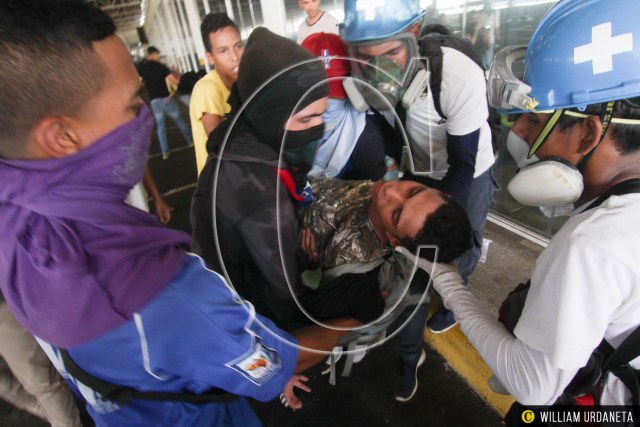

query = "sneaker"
[427,308,457,334]
[162,153,170,160]
[488,375,510,395]
[394,349,426,402]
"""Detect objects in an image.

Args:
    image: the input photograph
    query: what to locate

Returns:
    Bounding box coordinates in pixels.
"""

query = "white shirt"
[125,182,149,212]
[297,12,339,44]
[516,193,640,404]
[435,193,640,405]
[405,47,494,179]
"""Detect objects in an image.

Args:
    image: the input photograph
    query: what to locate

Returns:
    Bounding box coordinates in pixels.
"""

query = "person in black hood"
[191,27,330,329]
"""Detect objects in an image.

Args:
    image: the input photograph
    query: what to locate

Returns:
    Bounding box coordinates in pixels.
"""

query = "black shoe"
[427,308,457,334]
[394,349,426,402]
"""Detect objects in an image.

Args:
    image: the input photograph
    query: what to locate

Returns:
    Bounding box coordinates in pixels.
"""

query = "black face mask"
[282,123,324,188]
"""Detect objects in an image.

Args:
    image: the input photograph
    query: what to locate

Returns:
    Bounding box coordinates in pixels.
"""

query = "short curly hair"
[400,194,472,263]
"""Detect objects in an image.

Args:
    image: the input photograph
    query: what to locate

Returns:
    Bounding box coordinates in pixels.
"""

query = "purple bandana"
[0,105,190,347]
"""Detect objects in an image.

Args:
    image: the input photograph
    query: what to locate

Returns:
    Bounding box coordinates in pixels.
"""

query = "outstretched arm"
[394,247,578,405]
[293,317,361,373]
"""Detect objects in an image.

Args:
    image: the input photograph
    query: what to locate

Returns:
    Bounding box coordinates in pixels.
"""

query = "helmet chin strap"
[575,101,615,170]
[527,101,618,170]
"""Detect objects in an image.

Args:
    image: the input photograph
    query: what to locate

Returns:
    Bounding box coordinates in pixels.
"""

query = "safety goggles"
[487,46,539,112]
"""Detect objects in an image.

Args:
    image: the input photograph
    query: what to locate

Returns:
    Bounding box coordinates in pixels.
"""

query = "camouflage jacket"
[302,179,391,270]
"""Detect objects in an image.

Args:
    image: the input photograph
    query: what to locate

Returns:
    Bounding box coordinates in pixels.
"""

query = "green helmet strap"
[527,109,564,158]
[527,101,618,163]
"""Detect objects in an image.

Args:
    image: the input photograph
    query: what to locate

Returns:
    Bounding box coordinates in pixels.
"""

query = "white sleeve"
[434,271,579,405]
[439,47,488,136]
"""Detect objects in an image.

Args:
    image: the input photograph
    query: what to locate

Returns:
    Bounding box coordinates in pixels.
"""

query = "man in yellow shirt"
[190,14,244,174]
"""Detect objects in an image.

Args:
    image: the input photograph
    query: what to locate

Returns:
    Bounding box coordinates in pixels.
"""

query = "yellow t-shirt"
[189,70,231,175]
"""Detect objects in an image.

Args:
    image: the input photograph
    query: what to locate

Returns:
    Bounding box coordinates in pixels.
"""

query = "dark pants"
[300,272,385,324]
[391,268,431,365]
[456,167,495,284]
[391,303,431,366]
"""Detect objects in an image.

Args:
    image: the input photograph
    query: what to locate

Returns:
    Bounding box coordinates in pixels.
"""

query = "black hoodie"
[191,28,327,330]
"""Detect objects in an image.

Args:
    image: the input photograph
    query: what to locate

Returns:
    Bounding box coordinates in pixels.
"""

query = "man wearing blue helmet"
[409,0,640,417]
[340,0,495,402]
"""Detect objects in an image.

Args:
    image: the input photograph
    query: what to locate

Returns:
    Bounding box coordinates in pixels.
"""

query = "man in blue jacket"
[0,1,355,425]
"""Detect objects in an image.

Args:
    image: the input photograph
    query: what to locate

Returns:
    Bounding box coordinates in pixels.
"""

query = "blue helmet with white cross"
[340,0,425,43]
[488,0,640,112]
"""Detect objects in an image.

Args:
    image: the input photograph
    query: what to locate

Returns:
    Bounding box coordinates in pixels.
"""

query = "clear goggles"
[487,46,538,112]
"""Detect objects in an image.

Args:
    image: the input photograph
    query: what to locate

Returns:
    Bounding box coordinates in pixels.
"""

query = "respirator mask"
[505,99,630,209]
[505,124,584,209]
[348,33,424,111]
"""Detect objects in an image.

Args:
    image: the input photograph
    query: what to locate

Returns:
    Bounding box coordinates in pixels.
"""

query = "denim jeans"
[392,302,430,366]
[149,97,192,155]
[456,167,495,284]
[178,94,191,108]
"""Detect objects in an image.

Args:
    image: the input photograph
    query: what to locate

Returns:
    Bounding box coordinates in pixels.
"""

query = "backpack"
[498,179,640,408]
[417,24,503,153]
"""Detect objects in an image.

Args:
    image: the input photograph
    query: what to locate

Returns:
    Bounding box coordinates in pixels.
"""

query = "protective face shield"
[348,33,421,111]
[488,0,640,113]
[487,46,537,112]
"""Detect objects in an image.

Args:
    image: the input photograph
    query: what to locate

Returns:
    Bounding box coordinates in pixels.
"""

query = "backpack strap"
[562,324,640,403]
[419,37,445,119]
[603,325,640,405]
[585,178,640,211]
[563,338,614,398]
[418,29,484,120]
[605,325,640,369]
[59,349,236,405]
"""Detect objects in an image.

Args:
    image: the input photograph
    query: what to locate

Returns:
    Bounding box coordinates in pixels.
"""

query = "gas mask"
[348,34,422,111]
[506,130,583,208]
[360,55,406,108]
